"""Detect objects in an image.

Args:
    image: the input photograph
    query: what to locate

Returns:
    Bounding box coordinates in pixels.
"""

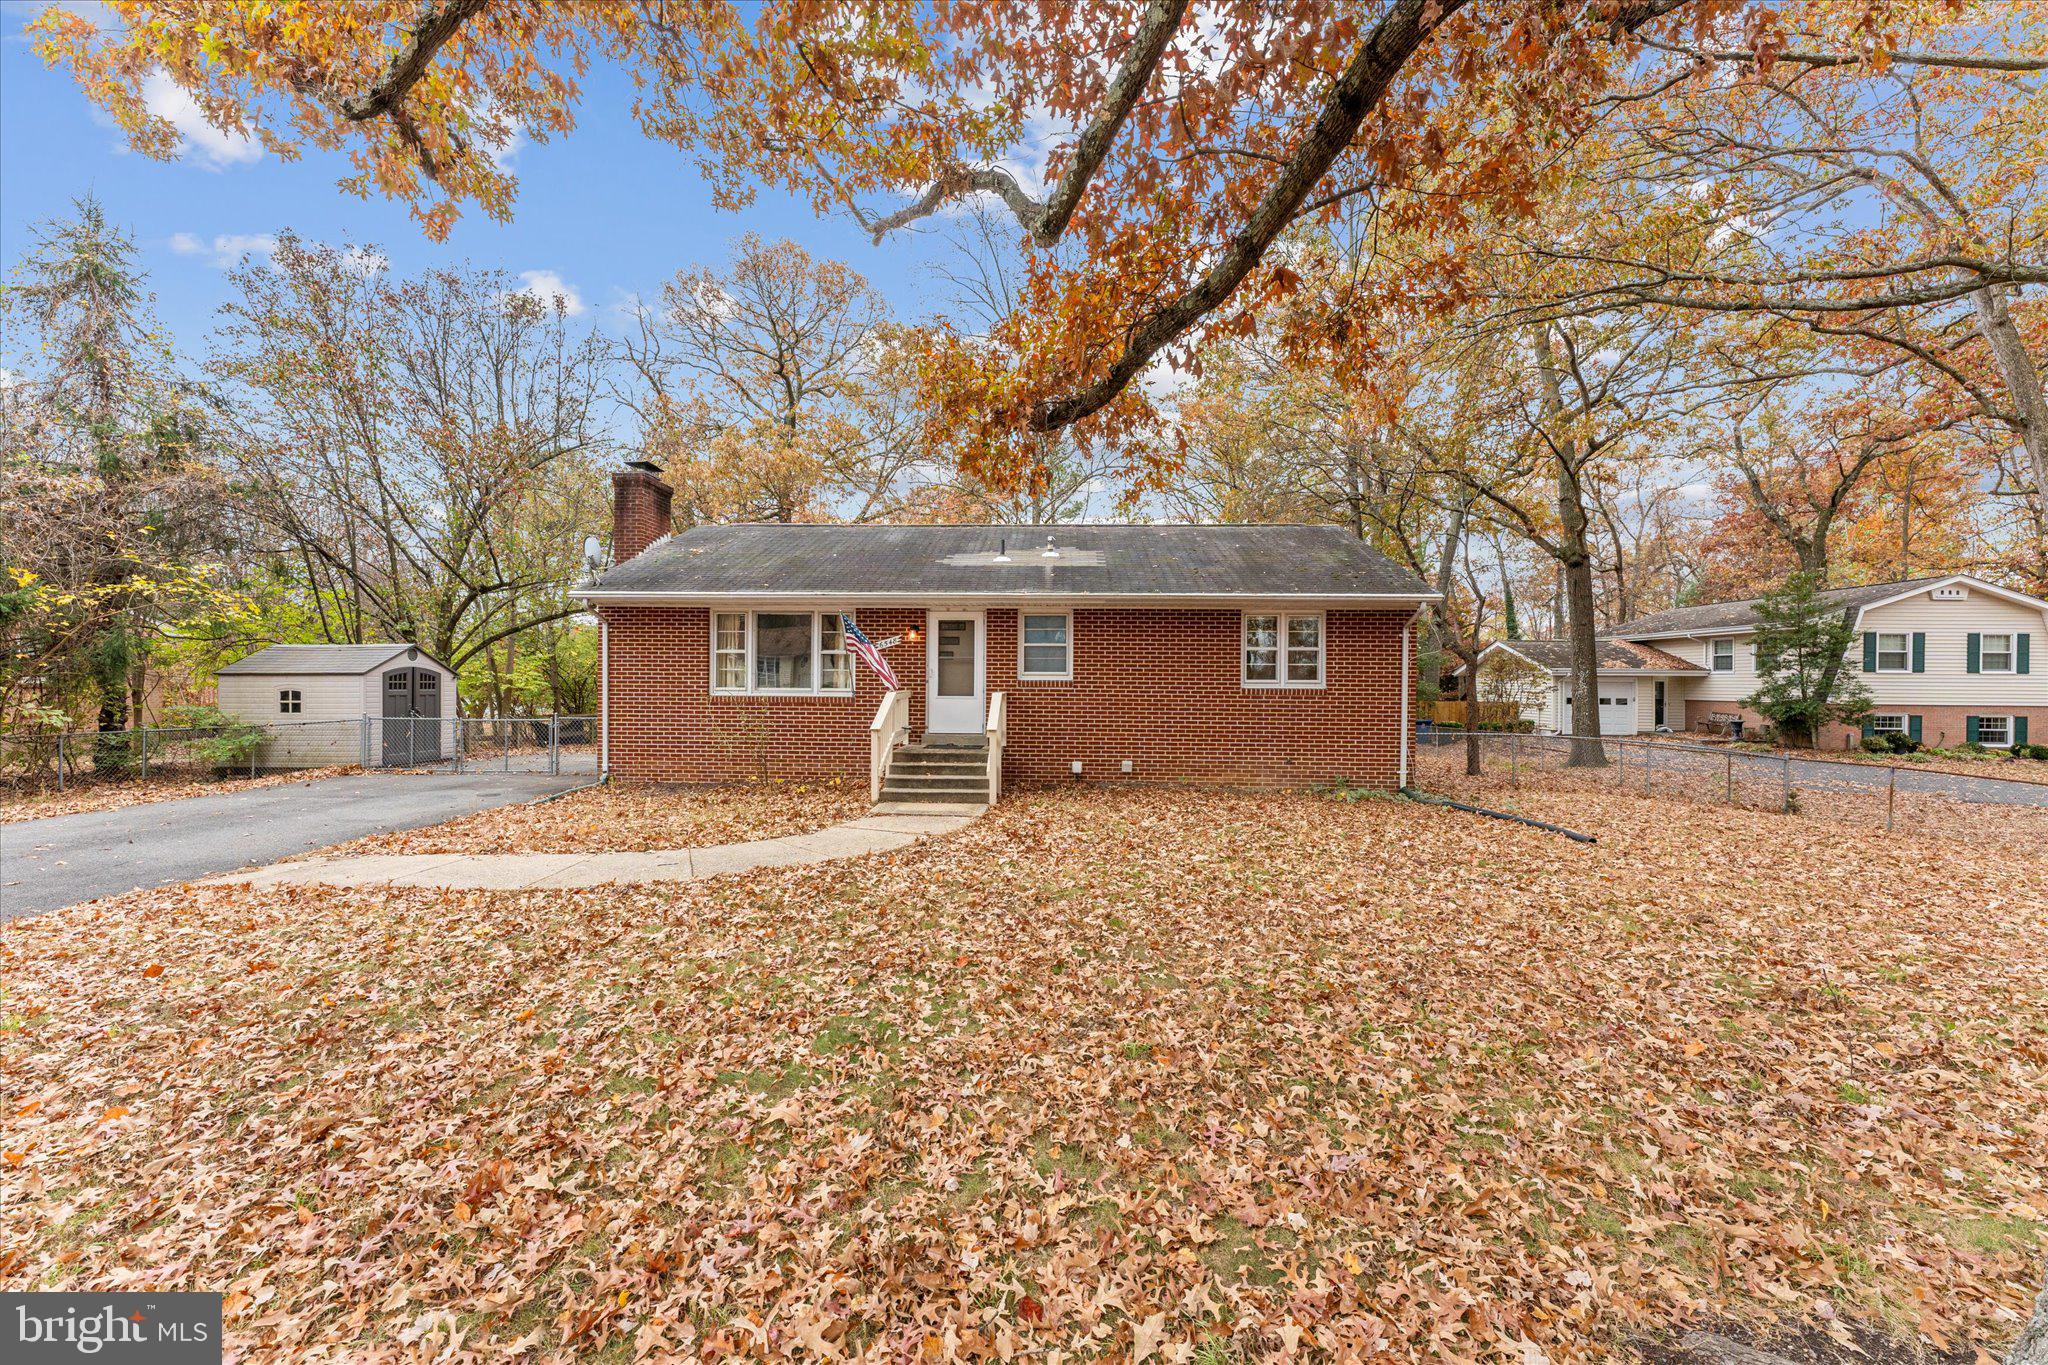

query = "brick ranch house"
[575,464,1439,802]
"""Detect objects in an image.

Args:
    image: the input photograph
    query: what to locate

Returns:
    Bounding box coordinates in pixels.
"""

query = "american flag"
[842,614,901,691]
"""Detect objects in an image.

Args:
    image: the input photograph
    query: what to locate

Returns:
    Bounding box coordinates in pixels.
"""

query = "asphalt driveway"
[1,771,589,921]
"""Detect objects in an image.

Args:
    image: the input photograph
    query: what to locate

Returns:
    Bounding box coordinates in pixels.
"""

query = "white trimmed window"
[279,688,302,714]
[1244,612,1323,687]
[1019,612,1071,679]
[1977,715,2013,748]
[1710,638,1735,671]
[1981,633,2016,673]
[1874,632,1910,672]
[713,612,747,691]
[709,610,855,696]
[1869,713,1907,735]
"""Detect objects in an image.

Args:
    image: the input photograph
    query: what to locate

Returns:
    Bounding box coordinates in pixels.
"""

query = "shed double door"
[381,667,443,765]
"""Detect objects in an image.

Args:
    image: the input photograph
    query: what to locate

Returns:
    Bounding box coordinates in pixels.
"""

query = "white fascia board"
[572,590,1442,610]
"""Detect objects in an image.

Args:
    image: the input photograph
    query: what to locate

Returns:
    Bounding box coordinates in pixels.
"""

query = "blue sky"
[0,1,963,359]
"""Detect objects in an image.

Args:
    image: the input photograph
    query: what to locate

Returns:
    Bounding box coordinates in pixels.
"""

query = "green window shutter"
[1860,719,1875,740]
[1966,632,1980,673]
[1908,715,1922,743]
[2016,716,2030,747]
[1966,715,1981,744]
[1911,632,1925,673]
[2019,634,2032,675]
[1862,632,1877,672]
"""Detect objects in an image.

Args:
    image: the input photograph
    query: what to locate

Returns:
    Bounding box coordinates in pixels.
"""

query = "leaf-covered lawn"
[2,788,2043,1362]
[307,779,869,856]
[0,766,358,824]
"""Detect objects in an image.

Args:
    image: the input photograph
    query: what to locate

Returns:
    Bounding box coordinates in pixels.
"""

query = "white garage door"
[1563,687,1637,736]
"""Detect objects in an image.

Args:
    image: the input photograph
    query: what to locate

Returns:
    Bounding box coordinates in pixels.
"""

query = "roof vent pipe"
[1042,535,1059,559]
[993,537,1009,563]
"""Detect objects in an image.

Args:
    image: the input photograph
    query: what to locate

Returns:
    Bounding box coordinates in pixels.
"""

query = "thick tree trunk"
[2011,1265,2048,1365]
[1971,284,2048,569]
[1561,548,1607,767]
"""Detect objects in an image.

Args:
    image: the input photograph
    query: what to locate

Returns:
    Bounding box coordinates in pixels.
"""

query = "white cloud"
[168,231,278,268]
[337,246,388,278]
[142,69,262,168]
[514,269,586,316]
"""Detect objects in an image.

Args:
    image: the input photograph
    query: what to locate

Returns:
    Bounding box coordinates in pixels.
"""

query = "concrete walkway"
[211,809,983,892]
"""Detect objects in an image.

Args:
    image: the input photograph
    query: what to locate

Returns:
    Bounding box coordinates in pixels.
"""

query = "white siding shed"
[215,644,458,768]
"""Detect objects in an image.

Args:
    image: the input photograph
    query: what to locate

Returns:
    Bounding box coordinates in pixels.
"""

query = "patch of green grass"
[1945,1214,2044,1257]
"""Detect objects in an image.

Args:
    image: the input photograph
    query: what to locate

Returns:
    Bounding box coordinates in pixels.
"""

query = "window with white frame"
[1710,638,1735,671]
[1977,715,2013,747]
[710,611,855,695]
[1981,632,2016,673]
[1019,612,1071,679]
[1869,713,1907,734]
[1874,632,1910,672]
[279,688,302,714]
[1243,612,1322,687]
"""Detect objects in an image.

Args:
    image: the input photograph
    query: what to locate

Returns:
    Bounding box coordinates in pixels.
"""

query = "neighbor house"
[574,464,1438,803]
[1479,574,2048,749]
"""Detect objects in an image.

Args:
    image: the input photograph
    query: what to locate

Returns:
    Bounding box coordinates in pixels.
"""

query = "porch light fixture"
[905,627,922,643]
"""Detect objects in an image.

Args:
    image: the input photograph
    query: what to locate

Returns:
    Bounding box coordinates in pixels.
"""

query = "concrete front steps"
[874,735,993,814]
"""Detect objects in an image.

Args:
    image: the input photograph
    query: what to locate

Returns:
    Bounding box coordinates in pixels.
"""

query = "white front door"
[925,612,985,734]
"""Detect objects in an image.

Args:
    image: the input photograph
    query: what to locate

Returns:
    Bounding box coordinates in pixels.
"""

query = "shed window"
[709,611,855,696]
[417,672,437,691]
[387,674,409,691]
[279,688,302,715]
[1020,612,1071,679]
[1244,613,1322,688]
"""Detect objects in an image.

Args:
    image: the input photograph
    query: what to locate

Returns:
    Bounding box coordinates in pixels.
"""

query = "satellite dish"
[583,534,605,574]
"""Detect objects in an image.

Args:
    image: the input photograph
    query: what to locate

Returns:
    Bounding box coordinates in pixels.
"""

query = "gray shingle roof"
[217,644,433,676]
[1492,639,1705,673]
[1611,576,1950,638]
[579,524,1436,601]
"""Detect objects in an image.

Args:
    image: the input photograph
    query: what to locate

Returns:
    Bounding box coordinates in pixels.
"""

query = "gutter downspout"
[599,615,610,778]
[1400,606,1422,789]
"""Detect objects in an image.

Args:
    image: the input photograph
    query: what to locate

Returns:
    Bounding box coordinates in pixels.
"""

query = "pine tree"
[1743,571,1872,748]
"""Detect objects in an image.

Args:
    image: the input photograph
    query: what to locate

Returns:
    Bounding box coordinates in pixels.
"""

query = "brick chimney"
[611,459,674,563]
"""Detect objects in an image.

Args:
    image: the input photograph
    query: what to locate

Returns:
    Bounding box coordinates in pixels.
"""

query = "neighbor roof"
[576,524,1438,603]
[1488,638,1704,674]
[1610,576,1953,638]
[216,644,438,676]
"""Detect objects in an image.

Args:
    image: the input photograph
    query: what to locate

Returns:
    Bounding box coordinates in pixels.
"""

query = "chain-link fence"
[1411,730,2048,841]
[3,714,600,794]
[385,715,599,774]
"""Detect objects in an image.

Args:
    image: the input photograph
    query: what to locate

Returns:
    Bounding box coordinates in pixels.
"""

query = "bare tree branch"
[865,0,1191,244]
[1642,35,2048,74]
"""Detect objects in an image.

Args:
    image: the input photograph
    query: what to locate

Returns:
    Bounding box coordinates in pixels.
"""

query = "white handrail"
[868,689,910,803]
[986,691,1007,805]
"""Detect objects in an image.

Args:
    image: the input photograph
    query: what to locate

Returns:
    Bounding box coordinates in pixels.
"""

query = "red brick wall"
[1683,698,2045,751]
[610,470,673,563]
[600,605,1416,790]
